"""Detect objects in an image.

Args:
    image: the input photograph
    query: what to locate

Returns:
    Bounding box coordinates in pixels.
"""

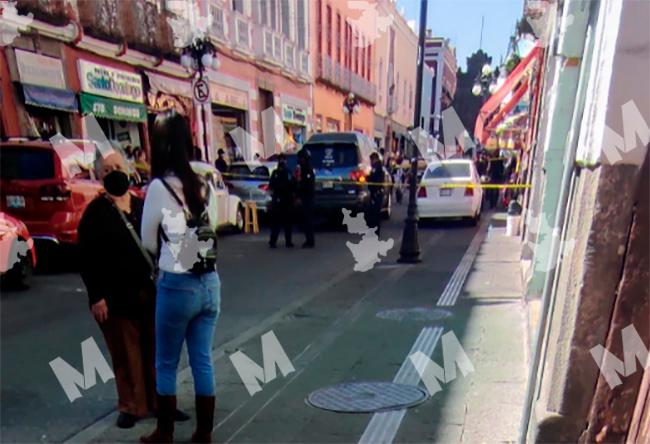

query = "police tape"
[220,172,531,189]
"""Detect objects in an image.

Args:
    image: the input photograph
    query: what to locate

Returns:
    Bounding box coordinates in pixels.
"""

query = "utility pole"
[397,0,427,264]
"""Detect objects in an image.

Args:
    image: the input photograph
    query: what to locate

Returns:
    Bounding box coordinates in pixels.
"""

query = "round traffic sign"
[193,78,210,104]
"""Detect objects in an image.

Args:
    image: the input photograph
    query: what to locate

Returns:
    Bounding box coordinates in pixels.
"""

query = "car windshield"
[252,166,270,179]
[307,143,358,169]
[424,163,471,179]
[0,148,55,180]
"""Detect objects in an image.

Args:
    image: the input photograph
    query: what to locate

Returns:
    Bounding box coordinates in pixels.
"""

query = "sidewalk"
[77,213,529,444]
[446,213,528,443]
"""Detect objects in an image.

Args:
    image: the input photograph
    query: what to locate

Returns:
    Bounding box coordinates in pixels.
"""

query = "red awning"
[475,44,542,144]
[486,81,529,132]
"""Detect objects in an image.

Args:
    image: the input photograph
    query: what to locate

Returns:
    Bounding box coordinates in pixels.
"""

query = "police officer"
[296,148,315,248]
[268,153,295,248]
[366,151,385,236]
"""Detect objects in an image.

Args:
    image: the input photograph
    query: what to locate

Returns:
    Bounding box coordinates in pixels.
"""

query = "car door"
[213,172,229,226]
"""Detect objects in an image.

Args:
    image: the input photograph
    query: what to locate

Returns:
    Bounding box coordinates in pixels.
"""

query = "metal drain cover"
[376,307,453,322]
[306,382,428,413]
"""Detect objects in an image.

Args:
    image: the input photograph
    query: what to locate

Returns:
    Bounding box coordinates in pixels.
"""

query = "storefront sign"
[15,49,67,90]
[147,92,191,115]
[80,93,146,123]
[78,60,144,103]
[211,84,248,110]
[282,104,307,126]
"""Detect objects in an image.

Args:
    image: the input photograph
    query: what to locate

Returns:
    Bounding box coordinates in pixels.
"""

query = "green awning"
[80,93,146,123]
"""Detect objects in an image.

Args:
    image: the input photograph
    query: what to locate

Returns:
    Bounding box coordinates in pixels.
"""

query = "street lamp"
[397,0,428,264]
[472,64,499,102]
[343,92,360,131]
[180,36,219,160]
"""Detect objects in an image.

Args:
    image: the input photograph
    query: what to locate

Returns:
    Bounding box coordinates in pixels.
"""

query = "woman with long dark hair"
[140,110,220,443]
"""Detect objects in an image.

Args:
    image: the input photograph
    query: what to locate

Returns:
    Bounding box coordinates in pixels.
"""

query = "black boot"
[191,395,215,443]
[141,394,175,443]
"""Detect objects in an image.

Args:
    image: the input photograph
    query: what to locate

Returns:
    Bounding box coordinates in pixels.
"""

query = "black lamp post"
[342,92,360,131]
[397,0,428,264]
[180,37,219,161]
[472,64,499,103]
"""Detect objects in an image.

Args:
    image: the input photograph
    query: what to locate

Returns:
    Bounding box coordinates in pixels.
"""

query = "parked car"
[0,139,103,245]
[416,159,483,224]
[224,161,278,214]
[0,212,37,288]
[191,161,245,232]
[300,132,392,221]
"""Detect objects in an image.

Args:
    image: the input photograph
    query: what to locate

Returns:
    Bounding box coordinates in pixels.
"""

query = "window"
[316,0,322,54]
[360,39,365,77]
[378,59,383,90]
[232,0,244,13]
[336,13,341,63]
[259,0,268,25]
[0,148,55,180]
[270,0,277,30]
[344,23,350,69]
[354,30,359,73]
[366,45,371,80]
[326,5,332,57]
[424,163,471,179]
[297,0,306,49]
[281,0,291,38]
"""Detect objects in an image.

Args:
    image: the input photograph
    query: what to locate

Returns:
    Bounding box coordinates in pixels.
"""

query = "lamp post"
[342,92,360,131]
[472,63,499,103]
[397,0,427,264]
[180,36,219,161]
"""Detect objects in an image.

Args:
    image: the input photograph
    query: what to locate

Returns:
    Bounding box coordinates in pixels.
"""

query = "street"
[1,206,527,443]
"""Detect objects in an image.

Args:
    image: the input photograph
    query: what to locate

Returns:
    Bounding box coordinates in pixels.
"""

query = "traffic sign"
[193,77,210,104]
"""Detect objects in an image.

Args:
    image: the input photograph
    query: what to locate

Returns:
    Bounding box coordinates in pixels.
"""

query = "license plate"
[439,188,452,197]
[322,181,334,189]
[6,195,25,208]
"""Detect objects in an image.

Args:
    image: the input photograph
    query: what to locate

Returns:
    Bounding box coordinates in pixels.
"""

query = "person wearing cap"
[296,148,315,248]
[214,148,228,173]
[268,153,295,248]
[366,151,385,236]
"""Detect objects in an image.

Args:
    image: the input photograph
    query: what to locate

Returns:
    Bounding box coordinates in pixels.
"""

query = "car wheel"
[235,205,245,232]
[4,254,33,289]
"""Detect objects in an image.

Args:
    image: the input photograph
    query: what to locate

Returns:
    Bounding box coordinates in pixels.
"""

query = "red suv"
[0,139,102,245]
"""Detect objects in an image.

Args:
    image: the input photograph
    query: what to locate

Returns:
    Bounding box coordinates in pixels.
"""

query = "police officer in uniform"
[268,153,295,248]
[296,148,315,248]
[366,151,385,236]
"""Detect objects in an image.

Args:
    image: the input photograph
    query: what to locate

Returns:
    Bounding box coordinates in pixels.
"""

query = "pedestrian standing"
[487,152,505,209]
[268,153,295,248]
[214,149,228,173]
[296,148,315,248]
[78,149,159,429]
[140,110,220,444]
[366,152,385,236]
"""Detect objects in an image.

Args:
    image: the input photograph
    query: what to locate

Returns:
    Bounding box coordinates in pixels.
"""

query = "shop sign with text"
[78,60,144,103]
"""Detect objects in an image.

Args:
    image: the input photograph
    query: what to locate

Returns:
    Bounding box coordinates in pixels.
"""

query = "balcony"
[77,0,124,44]
[209,3,228,44]
[298,50,310,79]
[318,54,375,104]
[283,41,295,71]
[16,0,67,26]
[253,27,283,66]
[229,11,253,54]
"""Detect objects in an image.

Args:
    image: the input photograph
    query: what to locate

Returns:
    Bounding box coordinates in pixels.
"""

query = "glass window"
[326,6,332,56]
[305,143,359,169]
[424,163,471,179]
[0,148,55,180]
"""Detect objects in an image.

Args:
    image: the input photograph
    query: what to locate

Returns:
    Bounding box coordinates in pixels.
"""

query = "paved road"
[1,205,515,443]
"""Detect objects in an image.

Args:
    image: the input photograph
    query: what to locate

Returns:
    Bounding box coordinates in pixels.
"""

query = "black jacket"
[269,165,295,207]
[368,163,385,199]
[296,163,315,201]
[78,194,153,318]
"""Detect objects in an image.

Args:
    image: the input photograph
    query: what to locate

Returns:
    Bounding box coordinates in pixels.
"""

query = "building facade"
[372,0,418,155]
[424,35,457,139]
[310,0,379,137]
[0,0,312,162]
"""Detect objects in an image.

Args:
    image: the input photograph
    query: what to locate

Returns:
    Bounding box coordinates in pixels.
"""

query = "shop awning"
[475,44,543,144]
[80,93,147,123]
[22,84,78,113]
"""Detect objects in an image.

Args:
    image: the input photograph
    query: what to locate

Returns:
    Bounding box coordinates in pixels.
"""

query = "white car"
[191,161,245,232]
[417,159,483,225]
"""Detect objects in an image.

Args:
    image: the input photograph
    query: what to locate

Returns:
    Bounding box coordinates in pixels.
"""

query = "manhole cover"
[306,382,428,413]
[376,307,453,322]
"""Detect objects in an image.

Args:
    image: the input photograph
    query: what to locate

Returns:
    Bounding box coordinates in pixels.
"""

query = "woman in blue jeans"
[140,110,220,443]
